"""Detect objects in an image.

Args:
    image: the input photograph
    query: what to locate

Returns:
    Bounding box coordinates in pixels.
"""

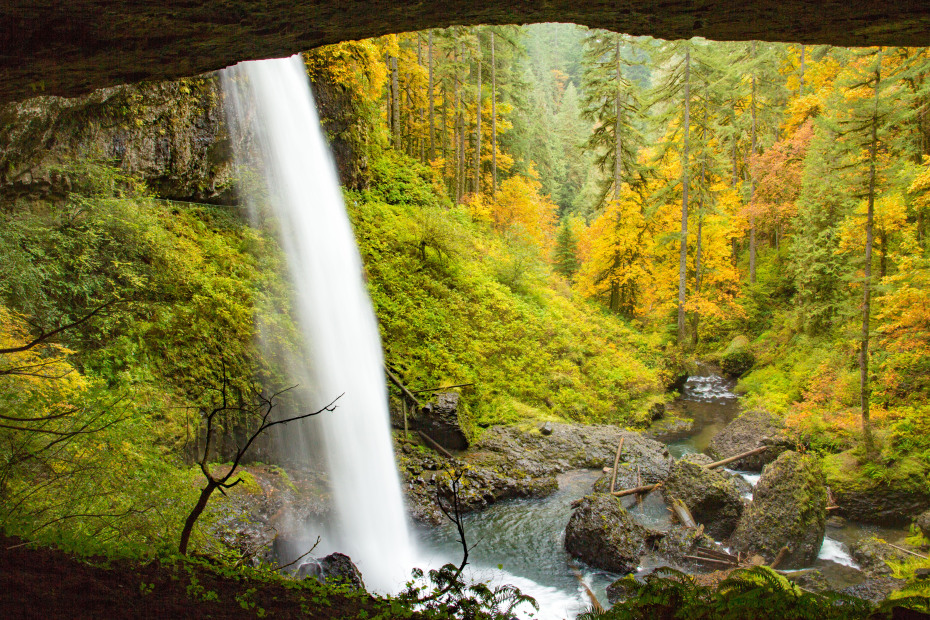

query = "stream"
[415,367,909,618]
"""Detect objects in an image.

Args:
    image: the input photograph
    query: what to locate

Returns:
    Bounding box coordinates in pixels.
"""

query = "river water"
[417,367,907,617]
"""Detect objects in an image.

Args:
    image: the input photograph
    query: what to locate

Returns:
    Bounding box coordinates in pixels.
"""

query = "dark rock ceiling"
[1,1,929,104]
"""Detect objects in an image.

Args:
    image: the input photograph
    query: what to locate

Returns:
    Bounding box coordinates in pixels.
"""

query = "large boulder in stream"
[918,509,930,539]
[707,410,790,471]
[729,451,827,568]
[662,460,744,539]
[565,494,646,574]
[850,537,913,578]
[825,451,930,525]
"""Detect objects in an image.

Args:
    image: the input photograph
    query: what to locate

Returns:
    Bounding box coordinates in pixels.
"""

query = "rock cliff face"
[0,68,368,202]
[2,1,928,105]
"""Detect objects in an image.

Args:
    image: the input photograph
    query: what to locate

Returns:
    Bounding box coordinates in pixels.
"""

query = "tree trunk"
[749,41,758,285]
[179,482,217,555]
[861,51,881,459]
[677,47,691,344]
[799,44,806,96]
[614,37,623,201]
[428,31,435,162]
[475,49,482,196]
[491,31,498,195]
[391,55,400,151]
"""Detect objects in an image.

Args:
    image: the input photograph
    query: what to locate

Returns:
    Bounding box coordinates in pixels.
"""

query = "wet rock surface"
[918,510,930,538]
[472,423,673,481]
[663,460,744,539]
[208,464,330,566]
[396,438,557,525]
[707,410,789,471]
[842,577,907,605]
[564,494,646,574]
[850,537,913,578]
[730,451,827,568]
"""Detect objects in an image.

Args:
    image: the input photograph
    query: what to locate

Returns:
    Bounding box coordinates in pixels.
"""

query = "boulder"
[652,525,713,563]
[850,537,911,578]
[707,410,789,471]
[297,552,365,591]
[564,494,646,574]
[729,451,827,568]
[662,460,744,539]
[417,392,469,451]
[719,336,754,377]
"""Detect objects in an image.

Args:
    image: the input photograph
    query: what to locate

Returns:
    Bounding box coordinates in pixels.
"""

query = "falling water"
[221,56,412,591]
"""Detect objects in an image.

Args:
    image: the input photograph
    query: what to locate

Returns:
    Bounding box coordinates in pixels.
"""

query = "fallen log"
[695,547,738,562]
[684,555,738,567]
[769,546,790,570]
[611,482,661,498]
[886,542,929,560]
[609,437,625,494]
[671,498,697,528]
[417,430,453,459]
[635,465,643,505]
[705,446,768,470]
[569,561,604,613]
[385,366,422,408]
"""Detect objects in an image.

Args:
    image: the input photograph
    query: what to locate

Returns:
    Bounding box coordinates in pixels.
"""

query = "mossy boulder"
[729,451,827,568]
[917,510,930,539]
[564,494,646,574]
[825,451,930,525]
[719,336,755,377]
[707,410,788,471]
[662,460,744,539]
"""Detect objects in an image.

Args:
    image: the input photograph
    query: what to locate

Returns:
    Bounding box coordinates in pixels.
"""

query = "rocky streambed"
[406,370,924,614]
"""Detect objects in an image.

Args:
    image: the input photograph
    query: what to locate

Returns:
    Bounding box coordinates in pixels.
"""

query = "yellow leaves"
[909,156,930,214]
[303,40,386,105]
[835,191,911,256]
[485,174,558,251]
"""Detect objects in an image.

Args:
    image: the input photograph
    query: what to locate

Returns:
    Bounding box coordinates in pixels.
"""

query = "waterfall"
[221,56,412,591]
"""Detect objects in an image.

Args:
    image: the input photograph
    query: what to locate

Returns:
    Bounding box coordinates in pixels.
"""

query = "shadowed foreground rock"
[730,451,827,569]
[565,494,645,574]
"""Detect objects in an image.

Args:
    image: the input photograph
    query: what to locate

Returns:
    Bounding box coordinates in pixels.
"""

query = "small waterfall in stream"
[221,56,412,591]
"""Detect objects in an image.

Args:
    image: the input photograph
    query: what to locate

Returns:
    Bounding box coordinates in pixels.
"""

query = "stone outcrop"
[707,410,789,471]
[662,460,744,540]
[918,510,930,539]
[826,451,930,525]
[729,451,827,569]
[395,439,557,525]
[2,2,927,106]
[473,423,673,481]
[564,494,645,574]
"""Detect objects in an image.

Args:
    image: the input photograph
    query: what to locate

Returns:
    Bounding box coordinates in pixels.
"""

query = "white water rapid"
[221,56,412,591]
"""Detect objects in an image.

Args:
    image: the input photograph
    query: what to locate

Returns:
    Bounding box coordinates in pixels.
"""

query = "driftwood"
[411,383,475,395]
[569,561,604,613]
[769,546,790,570]
[612,482,661,497]
[695,546,737,563]
[684,555,737,567]
[705,445,768,470]
[385,366,422,408]
[671,498,697,528]
[417,430,453,459]
[886,542,929,560]
[609,437,625,494]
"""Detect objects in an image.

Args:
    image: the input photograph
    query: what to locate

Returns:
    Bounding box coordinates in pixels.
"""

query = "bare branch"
[0,300,118,356]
